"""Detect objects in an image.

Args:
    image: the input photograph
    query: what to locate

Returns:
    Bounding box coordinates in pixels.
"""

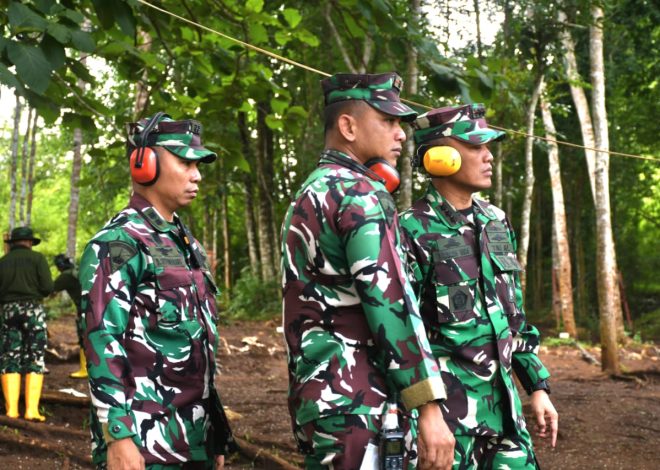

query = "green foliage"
[225,268,280,320]
[636,309,660,342]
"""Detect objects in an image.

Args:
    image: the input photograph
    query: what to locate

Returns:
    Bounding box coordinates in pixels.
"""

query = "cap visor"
[452,128,505,145]
[366,100,418,122]
[163,145,217,163]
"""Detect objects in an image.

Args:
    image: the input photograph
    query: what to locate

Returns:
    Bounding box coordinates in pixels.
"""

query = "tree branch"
[324,3,357,73]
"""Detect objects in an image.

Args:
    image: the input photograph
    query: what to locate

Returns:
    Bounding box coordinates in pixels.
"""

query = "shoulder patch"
[108,240,138,272]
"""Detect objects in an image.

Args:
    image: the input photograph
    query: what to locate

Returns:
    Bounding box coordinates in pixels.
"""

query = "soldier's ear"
[336,113,357,142]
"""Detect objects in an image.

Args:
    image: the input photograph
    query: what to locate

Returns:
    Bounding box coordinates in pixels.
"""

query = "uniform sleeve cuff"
[102,416,136,443]
[400,376,447,411]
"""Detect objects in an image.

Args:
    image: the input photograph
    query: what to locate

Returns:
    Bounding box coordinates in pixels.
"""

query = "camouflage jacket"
[281,149,445,431]
[80,193,233,465]
[400,185,549,436]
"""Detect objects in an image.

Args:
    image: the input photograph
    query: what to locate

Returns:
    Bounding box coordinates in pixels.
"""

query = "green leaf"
[46,22,72,44]
[41,34,66,70]
[114,1,136,37]
[270,96,289,114]
[265,114,283,130]
[67,58,96,85]
[245,0,264,13]
[274,30,291,46]
[62,112,97,131]
[8,2,48,31]
[294,29,319,47]
[282,8,302,28]
[61,8,85,24]
[70,29,96,53]
[0,63,23,91]
[7,41,52,94]
[33,0,55,14]
[249,22,268,45]
[91,0,115,30]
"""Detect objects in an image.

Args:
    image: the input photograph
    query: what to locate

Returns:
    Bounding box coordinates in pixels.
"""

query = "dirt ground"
[0,312,658,469]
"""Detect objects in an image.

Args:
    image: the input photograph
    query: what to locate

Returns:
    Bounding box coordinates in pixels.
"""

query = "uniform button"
[112,425,121,433]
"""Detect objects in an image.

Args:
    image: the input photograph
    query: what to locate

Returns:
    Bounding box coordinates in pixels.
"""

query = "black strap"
[319,149,385,184]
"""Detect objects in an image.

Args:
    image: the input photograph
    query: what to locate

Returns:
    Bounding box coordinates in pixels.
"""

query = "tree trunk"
[532,188,543,314]
[399,0,421,210]
[255,102,277,282]
[551,224,561,331]
[26,111,38,226]
[559,10,596,202]
[517,73,544,293]
[590,4,620,374]
[220,158,232,293]
[540,91,577,337]
[473,0,483,59]
[134,30,151,118]
[19,107,33,226]
[9,94,22,231]
[67,127,83,258]
[238,112,260,276]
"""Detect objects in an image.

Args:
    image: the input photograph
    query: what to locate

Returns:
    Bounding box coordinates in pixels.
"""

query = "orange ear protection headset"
[129,111,167,186]
[365,158,400,193]
[412,144,462,177]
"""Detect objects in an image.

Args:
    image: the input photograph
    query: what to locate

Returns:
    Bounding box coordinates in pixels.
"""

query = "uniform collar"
[319,149,385,185]
[424,184,497,227]
[129,193,177,234]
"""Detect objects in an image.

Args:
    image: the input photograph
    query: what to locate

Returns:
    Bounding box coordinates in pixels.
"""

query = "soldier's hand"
[530,390,559,447]
[417,402,454,470]
[107,437,145,470]
[215,454,225,469]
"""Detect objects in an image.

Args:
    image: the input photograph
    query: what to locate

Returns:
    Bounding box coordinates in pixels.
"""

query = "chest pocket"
[428,235,480,324]
[153,246,195,324]
[489,240,525,333]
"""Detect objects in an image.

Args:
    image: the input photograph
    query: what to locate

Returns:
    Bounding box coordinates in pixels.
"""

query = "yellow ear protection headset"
[412,143,462,177]
[365,157,400,193]
[128,111,167,186]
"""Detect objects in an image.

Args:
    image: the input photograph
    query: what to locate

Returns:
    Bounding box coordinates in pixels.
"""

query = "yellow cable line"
[136,0,659,163]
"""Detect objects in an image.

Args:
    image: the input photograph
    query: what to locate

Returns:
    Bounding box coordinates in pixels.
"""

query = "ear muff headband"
[130,112,166,186]
[365,158,401,193]
[413,144,462,177]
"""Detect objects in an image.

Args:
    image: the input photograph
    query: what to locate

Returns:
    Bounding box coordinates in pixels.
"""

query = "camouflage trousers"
[96,461,214,470]
[0,301,47,373]
[296,413,418,469]
[452,427,539,470]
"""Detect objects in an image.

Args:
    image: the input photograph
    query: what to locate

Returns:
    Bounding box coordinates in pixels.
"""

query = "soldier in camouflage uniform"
[52,254,86,378]
[80,113,236,469]
[400,104,559,469]
[281,72,454,469]
[0,226,53,422]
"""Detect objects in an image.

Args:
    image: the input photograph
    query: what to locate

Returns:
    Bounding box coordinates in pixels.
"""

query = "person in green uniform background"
[0,226,53,422]
[52,254,86,379]
[400,104,558,469]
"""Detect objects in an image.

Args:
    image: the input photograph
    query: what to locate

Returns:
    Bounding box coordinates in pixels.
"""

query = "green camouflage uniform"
[0,236,53,374]
[400,104,549,469]
[282,72,444,469]
[80,115,235,468]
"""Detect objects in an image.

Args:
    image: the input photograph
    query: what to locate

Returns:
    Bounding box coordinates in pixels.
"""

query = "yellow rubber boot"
[24,373,46,422]
[69,350,88,379]
[1,373,21,418]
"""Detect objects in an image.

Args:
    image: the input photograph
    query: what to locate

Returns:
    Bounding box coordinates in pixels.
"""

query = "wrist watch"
[529,379,551,395]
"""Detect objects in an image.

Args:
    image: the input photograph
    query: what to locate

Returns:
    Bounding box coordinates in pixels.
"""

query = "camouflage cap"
[413,103,505,145]
[321,72,417,122]
[127,113,217,163]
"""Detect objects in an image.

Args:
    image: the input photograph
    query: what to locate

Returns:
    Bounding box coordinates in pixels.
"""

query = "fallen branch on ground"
[0,425,92,466]
[235,435,302,470]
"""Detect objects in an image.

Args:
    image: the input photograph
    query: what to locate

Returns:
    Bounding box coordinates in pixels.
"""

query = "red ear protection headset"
[129,111,167,186]
[365,158,400,193]
[412,144,462,176]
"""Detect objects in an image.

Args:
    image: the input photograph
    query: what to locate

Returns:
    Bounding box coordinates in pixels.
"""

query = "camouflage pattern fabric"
[281,149,446,459]
[400,185,549,438]
[298,412,418,469]
[80,193,234,466]
[321,72,417,121]
[127,114,216,163]
[412,103,505,146]
[0,301,47,373]
[453,428,538,470]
